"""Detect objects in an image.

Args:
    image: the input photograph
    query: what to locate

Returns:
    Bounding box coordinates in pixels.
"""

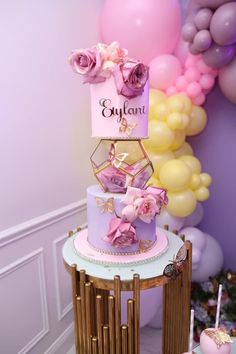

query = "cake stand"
[63,227,192,354]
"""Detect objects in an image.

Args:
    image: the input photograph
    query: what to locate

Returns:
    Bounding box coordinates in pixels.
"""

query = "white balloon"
[181,226,207,250]
[120,287,162,328]
[192,247,202,264]
[156,209,185,232]
[147,288,163,329]
[184,202,204,227]
[192,233,224,282]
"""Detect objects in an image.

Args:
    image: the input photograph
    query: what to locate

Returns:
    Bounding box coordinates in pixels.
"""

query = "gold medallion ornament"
[204,328,233,348]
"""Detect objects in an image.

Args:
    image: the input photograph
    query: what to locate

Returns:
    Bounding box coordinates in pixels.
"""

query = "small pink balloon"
[166,86,178,96]
[182,22,198,42]
[100,0,181,64]
[194,8,213,30]
[149,55,182,90]
[185,67,201,82]
[185,54,201,69]
[186,82,202,98]
[200,74,215,90]
[174,37,190,64]
[196,58,213,74]
[193,30,212,52]
[176,75,188,90]
[193,92,206,105]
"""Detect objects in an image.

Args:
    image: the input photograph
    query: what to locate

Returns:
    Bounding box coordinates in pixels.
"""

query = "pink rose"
[69,48,106,83]
[96,41,128,63]
[98,167,127,193]
[104,217,138,248]
[146,187,168,210]
[134,195,159,223]
[114,58,149,98]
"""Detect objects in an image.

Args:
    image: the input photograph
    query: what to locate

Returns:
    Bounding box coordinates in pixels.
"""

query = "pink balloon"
[219,54,236,103]
[200,74,215,90]
[149,55,182,90]
[186,82,202,98]
[185,67,201,82]
[176,75,188,90]
[174,37,190,64]
[193,92,206,105]
[166,86,178,96]
[185,54,201,69]
[196,58,213,74]
[100,0,181,64]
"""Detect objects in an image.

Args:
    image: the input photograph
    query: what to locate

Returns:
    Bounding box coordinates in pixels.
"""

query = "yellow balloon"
[200,173,212,187]
[177,94,192,115]
[155,103,170,121]
[171,130,186,151]
[186,105,207,136]
[149,90,166,120]
[144,121,175,152]
[181,114,190,129]
[148,150,175,177]
[174,142,194,157]
[147,176,163,188]
[179,155,202,174]
[190,174,201,190]
[167,112,183,130]
[167,95,185,113]
[159,159,192,192]
[167,189,197,217]
[195,186,210,201]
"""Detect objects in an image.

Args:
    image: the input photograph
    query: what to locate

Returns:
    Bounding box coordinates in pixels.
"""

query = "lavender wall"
[189,86,236,270]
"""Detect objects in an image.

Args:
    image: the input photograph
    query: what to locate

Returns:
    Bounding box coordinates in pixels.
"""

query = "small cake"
[200,328,233,354]
[69,41,149,139]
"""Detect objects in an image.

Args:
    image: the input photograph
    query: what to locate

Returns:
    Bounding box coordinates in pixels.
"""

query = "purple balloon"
[203,42,236,68]
[182,22,197,42]
[194,8,213,30]
[210,3,236,46]
[189,42,202,55]
[193,29,213,52]
[219,54,236,103]
[195,0,233,10]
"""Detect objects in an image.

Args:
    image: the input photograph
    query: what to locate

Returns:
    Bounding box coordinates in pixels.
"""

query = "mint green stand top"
[62,229,183,283]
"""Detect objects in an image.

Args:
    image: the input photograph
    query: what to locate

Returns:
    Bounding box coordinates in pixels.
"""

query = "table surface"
[62,228,183,282]
[193,338,236,353]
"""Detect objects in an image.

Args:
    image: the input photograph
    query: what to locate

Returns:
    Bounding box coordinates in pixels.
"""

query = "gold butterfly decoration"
[139,240,153,253]
[204,329,233,348]
[109,143,128,169]
[95,197,114,213]
[119,117,137,137]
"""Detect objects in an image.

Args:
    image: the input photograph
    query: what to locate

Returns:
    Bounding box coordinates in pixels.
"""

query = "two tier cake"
[69,41,169,265]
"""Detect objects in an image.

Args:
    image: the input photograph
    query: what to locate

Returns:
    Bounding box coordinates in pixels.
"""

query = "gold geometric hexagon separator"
[90,139,154,193]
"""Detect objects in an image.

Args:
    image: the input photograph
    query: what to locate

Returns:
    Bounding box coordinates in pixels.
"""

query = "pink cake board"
[73,228,169,266]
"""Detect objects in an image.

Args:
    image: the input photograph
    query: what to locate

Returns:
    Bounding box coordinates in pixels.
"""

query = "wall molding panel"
[44,323,74,354]
[0,199,87,247]
[0,249,49,354]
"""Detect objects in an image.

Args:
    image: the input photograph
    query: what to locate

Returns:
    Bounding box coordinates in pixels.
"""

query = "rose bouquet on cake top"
[69,41,149,98]
[103,186,168,248]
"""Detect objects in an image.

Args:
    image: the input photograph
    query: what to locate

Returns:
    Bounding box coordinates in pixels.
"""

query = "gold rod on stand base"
[122,325,128,354]
[85,282,92,354]
[133,274,140,354]
[108,295,115,354]
[76,296,83,353]
[114,275,121,354]
[96,295,103,354]
[80,270,86,352]
[103,325,109,354]
[127,299,134,354]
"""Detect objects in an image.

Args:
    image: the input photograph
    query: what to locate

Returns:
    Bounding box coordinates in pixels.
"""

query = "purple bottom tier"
[87,185,157,255]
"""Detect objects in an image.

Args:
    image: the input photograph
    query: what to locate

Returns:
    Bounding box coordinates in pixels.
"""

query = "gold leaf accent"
[139,240,153,253]
[204,329,233,348]
[95,197,115,213]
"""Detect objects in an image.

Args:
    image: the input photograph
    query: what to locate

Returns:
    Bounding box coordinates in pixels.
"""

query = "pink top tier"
[90,76,149,139]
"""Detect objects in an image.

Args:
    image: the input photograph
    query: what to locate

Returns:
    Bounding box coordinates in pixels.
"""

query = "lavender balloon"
[181,226,206,250]
[203,42,236,68]
[195,0,233,9]
[210,2,236,46]
[182,22,197,42]
[194,8,213,30]
[184,202,204,227]
[219,54,236,103]
[193,29,212,52]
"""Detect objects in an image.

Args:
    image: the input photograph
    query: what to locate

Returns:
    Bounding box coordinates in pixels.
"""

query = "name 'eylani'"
[99,99,146,119]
